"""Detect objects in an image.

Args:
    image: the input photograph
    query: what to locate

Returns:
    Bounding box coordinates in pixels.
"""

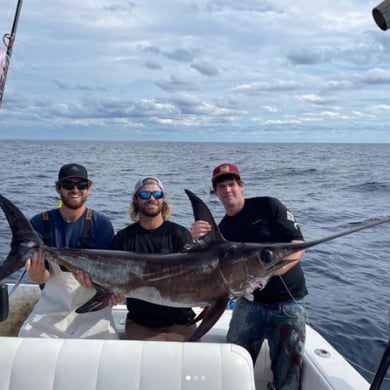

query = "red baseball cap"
[211,163,241,184]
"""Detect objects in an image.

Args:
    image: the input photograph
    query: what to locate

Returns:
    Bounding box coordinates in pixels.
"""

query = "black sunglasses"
[137,190,164,200]
[60,180,89,190]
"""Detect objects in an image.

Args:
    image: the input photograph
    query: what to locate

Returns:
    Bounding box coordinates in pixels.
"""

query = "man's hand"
[73,269,93,288]
[73,270,125,307]
[26,250,50,284]
[108,293,125,307]
[190,220,212,239]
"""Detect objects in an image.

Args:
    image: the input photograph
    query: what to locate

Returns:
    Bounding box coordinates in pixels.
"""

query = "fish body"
[41,240,286,307]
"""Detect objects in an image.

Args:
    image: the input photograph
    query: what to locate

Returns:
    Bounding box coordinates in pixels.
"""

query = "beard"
[138,201,162,217]
[60,193,87,210]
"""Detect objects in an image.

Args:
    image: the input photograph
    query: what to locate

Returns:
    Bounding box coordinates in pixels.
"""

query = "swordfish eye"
[260,248,274,263]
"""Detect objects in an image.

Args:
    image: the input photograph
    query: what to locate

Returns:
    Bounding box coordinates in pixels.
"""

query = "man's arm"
[272,239,304,276]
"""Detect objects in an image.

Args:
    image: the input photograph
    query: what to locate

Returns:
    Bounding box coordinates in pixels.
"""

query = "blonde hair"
[129,195,171,221]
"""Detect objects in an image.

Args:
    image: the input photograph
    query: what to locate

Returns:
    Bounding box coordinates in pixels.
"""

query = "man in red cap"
[191,162,307,390]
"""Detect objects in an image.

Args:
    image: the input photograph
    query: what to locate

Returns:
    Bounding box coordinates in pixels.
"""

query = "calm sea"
[0,139,389,387]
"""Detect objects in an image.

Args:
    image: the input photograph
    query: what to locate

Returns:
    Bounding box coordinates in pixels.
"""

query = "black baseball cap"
[58,163,89,182]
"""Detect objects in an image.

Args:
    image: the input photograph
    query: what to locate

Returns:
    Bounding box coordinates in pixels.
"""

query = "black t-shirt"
[110,221,195,327]
[219,197,308,303]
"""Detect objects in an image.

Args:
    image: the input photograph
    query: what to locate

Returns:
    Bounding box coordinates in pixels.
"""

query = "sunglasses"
[137,190,164,200]
[60,180,89,190]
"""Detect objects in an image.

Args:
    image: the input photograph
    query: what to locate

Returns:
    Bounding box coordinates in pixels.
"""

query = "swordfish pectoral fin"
[75,283,112,313]
[186,305,210,325]
[187,297,229,342]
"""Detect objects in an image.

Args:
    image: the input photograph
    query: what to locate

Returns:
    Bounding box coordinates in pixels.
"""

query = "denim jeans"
[227,297,306,390]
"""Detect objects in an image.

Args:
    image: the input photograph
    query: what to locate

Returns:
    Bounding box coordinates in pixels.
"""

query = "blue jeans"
[227,297,306,390]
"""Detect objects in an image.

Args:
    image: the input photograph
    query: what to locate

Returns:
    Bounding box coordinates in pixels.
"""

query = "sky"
[1,0,390,143]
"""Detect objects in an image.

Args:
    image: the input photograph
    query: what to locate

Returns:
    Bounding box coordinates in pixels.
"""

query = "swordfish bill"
[1,192,390,340]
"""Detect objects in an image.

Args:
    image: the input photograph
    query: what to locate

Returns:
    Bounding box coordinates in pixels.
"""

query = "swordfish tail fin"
[0,194,41,280]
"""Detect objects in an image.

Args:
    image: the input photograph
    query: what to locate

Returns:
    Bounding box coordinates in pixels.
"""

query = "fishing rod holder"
[373,0,390,30]
[0,284,9,321]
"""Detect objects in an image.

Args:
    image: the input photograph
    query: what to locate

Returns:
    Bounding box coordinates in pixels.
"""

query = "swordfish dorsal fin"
[184,189,225,242]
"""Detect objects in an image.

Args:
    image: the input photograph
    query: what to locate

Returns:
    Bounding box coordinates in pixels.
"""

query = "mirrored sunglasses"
[60,180,89,190]
[137,190,164,200]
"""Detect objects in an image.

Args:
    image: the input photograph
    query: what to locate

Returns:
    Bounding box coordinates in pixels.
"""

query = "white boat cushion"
[0,337,255,390]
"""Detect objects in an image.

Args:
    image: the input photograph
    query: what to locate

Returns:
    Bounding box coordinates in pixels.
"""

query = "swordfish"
[1,191,390,341]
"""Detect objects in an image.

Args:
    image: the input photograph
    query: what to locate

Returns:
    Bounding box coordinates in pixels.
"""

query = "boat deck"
[0,284,370,389]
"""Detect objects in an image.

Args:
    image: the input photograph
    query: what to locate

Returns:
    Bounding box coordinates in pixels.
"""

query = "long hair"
[129,195,171,222]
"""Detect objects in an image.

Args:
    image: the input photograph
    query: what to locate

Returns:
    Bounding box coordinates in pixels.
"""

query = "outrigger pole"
[373,0,390,30]
[369,4,390,387]
[370,337,390,390]
[0,0,23,108]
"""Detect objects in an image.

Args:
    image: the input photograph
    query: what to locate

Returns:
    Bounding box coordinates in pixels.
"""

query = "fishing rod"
[0,0,23,108]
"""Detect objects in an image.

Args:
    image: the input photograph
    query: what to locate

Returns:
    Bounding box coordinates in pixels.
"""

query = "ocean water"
[0,139,389,387]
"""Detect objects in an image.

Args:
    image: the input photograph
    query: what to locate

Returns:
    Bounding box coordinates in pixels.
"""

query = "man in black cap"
[191,163,307,390]
[18,163,121,339]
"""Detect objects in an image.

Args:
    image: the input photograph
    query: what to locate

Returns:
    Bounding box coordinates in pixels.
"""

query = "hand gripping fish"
[1,191,390,341]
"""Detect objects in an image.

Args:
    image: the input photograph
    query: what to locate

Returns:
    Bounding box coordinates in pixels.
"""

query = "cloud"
[361,67,390,84]
[190,60,220,76]
[155,75,200,92]
[1,0,389,142]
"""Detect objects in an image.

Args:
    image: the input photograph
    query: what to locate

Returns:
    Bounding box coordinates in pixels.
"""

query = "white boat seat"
[0,337,255,390]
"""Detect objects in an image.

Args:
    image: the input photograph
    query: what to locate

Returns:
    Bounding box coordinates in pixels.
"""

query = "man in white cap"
[110,177,196,341]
